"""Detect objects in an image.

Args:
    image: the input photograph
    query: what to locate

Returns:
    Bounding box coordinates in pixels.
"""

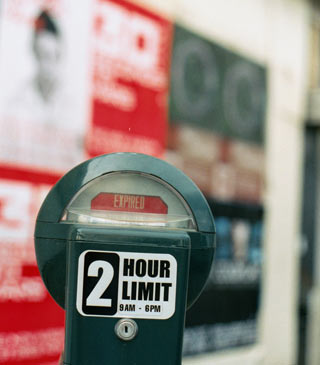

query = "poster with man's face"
[0,0,172,170]
[0,0,90,173]
[0,1,173,363]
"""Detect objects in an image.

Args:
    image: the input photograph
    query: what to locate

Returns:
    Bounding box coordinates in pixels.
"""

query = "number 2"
[86,260,114,307]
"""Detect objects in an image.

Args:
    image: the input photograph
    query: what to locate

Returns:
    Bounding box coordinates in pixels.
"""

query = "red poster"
[86,0,172,158]
[0,165,64,365]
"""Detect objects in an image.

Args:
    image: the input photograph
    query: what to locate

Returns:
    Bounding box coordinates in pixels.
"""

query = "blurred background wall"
[0,0,318,364]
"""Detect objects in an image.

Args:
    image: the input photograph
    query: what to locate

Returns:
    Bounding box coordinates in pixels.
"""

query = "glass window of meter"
[61,172,197,231]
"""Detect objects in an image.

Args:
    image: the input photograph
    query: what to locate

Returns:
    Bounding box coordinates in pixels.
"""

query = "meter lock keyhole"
[115,319,138,341]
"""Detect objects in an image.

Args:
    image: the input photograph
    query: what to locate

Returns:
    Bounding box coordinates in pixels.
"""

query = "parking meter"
[34,153,215,365]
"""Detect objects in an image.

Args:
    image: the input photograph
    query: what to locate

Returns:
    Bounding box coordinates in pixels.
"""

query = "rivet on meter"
[115,319,138,341]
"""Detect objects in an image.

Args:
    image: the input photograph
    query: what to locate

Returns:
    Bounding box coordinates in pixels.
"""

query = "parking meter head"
[35,153,215,309]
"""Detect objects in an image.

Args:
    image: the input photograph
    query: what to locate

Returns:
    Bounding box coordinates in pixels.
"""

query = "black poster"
[183,200,263,356]
[170,24,267,145]
[168,23,267,357]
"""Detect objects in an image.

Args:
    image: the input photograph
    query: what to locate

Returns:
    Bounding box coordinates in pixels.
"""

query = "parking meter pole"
[34,153,215,365]
[63,228,191,364]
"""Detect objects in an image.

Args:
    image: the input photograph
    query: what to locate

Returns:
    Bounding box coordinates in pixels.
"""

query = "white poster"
[0,0,91,172]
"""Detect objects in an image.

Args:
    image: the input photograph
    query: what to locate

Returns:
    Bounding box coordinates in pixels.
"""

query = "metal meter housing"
[35,153,215,310]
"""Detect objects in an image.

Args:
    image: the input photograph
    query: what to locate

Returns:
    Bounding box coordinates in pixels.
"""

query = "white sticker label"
[77,250,177,320]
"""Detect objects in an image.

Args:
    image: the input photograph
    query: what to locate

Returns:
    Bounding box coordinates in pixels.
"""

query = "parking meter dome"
[35,153,215,309]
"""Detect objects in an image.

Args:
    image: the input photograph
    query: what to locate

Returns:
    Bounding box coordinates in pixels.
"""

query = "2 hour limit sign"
[76,251,177,320]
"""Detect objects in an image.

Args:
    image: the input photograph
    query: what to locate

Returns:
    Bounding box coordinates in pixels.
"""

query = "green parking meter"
[34,153,215,365]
